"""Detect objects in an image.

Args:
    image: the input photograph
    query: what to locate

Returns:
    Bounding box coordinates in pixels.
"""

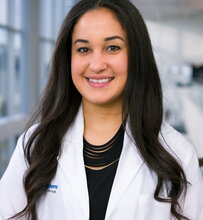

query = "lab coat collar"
[58,105,144,219]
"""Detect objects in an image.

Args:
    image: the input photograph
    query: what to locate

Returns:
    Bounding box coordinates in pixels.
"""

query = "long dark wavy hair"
[11,0,189,219]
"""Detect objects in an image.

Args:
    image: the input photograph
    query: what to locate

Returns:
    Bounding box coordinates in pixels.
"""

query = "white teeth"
[89,78,112,83]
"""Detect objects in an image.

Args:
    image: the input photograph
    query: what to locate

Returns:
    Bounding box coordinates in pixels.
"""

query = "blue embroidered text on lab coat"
[48,184,58,189]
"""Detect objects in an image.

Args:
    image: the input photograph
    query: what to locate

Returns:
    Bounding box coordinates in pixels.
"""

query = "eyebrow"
[73,36,124,44]
[104,36,124,42]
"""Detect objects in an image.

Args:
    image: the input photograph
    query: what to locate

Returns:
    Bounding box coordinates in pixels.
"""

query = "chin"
[85,98,121,107]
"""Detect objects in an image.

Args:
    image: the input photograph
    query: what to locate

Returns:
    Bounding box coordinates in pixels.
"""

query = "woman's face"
[71,8,128,107]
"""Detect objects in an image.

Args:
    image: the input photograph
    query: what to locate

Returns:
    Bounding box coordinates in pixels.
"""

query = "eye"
[77,47,90,53]
[106,45,121,52]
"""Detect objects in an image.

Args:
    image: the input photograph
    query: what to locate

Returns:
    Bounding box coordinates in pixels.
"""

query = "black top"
[83,125,124,220]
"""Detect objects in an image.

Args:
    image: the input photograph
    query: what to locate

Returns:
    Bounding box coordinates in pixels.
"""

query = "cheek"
[71,56,79,78]
[71,55,87,78]
[71,56,88,94]
[111,54,128,77]
[71,57,80,89]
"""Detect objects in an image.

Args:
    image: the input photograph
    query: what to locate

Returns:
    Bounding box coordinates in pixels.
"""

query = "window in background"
[0,0,78,178]
[13,0,23,30]
[40,0,53,39]
[0,0,8,26]
[13,33,22,114]
[0,0,23,177]
[0,29,8,116]
[39,0,65,93]
[0,0,23,117]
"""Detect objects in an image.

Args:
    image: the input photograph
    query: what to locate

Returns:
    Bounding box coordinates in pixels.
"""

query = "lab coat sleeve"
[0,132,30,220]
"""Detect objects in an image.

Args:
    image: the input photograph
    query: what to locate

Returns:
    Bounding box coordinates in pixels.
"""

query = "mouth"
[86,77,114,83]
[85,77,114,87]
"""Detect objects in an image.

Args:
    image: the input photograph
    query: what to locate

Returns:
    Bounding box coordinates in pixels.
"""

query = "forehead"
[72,8,127,40]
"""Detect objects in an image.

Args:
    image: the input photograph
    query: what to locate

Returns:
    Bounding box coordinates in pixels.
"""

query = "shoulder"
[0,123,39,187]
[22,123,39,142]
[160,121,198,171]
[15,123,39,149]
[2,123,39,175]
[160,122,193,150]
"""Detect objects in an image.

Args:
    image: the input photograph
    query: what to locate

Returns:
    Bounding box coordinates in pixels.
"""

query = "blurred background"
[0,0,203,177]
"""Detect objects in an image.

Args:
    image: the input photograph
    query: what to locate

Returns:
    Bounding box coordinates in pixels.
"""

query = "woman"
[0,0,203,219]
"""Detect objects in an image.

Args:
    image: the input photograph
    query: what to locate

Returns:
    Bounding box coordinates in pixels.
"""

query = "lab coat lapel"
[57,106,144,219]
[105,126,144,219]
[58,106,89,219]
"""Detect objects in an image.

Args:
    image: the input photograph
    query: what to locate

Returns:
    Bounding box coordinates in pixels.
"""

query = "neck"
[82,100,123,145]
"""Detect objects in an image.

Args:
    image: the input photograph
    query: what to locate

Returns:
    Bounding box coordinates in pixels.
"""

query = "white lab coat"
[0,106,203,220]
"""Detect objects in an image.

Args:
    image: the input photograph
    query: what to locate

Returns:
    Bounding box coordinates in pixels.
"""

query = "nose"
[89,52,107,73]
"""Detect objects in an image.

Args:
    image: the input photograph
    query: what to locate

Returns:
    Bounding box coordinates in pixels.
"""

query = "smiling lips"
[86,77,114,88]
